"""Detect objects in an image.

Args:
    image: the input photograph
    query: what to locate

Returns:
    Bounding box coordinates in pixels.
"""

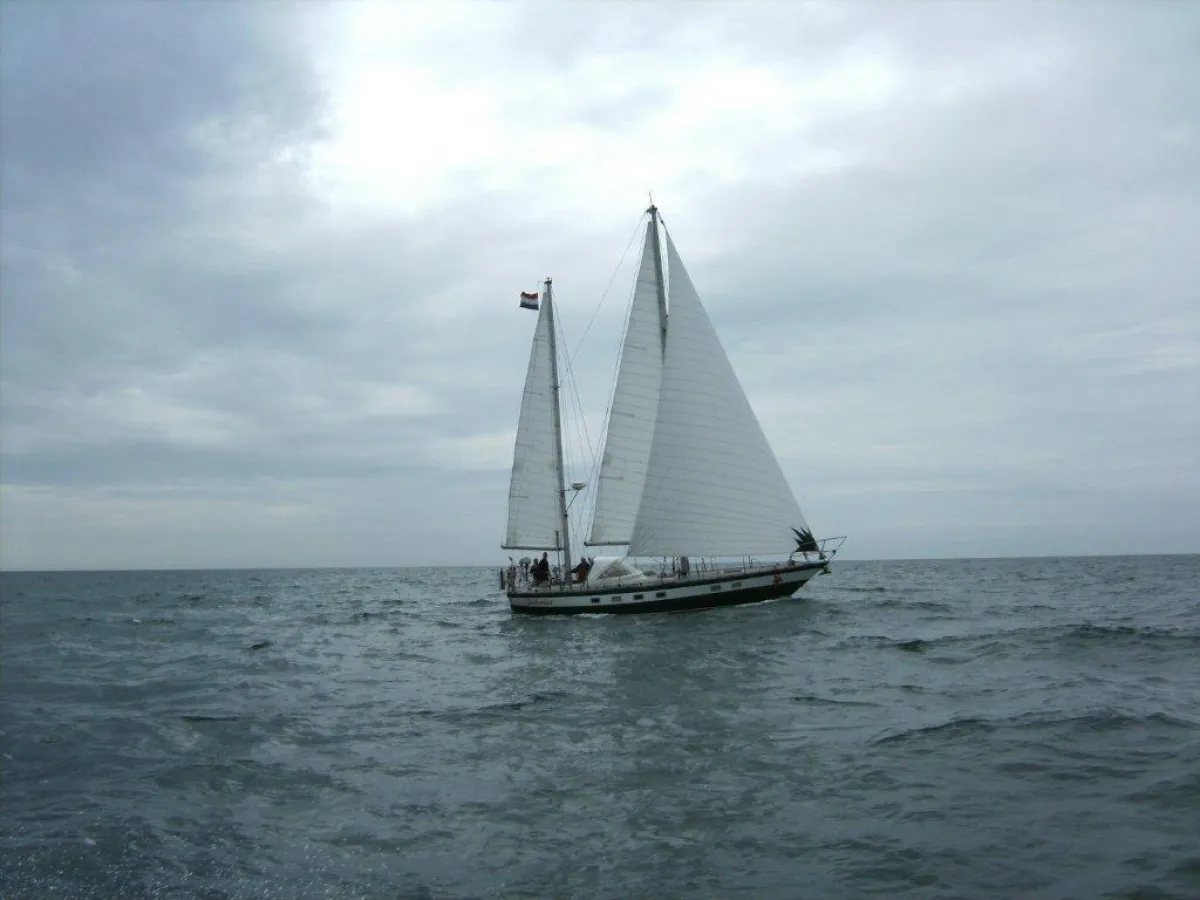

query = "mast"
[647,203,668,350]
[544,278,572,573]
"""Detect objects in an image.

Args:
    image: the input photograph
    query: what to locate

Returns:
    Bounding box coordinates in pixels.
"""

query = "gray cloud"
[1,1,325,395]
[1,1,319,187]
[1,1,1197,568]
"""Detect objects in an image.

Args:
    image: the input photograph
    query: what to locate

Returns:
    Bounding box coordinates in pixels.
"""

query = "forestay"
[587,222,665,546]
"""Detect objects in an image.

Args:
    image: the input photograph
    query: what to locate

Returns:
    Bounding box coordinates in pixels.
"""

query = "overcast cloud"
[1,0,1197,569]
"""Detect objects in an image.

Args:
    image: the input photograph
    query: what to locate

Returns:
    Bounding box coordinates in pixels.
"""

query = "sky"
[1,1,1197,570]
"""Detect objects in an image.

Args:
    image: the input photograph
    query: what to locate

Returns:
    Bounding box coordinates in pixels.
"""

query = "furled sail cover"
[504,297,562,549]
[587,221,664,546]
[628,233,811,558]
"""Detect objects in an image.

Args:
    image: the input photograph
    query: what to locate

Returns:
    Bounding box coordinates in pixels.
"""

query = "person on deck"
[574,557,592,582]
[532,552,550,585]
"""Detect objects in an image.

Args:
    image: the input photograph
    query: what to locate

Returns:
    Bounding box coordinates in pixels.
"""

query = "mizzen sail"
[504,293,564,550]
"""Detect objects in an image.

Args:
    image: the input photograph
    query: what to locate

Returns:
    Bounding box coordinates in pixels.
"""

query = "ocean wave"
[1055,623,1200,646]
[874,599,954,611]
[407,690,570,723]
[874,716,996,745]
[791,693,880,708]
[873,709,1199,746]
[842,623,1200,656]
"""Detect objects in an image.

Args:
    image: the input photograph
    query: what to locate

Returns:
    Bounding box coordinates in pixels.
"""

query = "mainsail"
[586,221,665,546]
[627,232,810,558]
[503,290,563,550]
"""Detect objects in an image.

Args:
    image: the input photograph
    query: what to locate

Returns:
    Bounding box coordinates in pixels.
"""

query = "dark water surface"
[3,556,1198,899]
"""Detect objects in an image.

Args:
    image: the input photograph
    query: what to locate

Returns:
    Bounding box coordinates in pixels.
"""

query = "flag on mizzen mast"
[519,291,539,310]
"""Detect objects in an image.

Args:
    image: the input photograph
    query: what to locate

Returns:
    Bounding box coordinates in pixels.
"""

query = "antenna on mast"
[644,193,667,350]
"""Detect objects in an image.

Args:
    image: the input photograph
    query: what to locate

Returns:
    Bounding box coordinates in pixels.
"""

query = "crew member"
[532,552,550,585]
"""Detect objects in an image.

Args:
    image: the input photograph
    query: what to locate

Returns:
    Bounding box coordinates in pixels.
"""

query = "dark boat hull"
[507,561,826,615]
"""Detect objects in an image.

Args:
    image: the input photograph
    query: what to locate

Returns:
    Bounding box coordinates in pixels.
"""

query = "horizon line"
[2,550,1197,575]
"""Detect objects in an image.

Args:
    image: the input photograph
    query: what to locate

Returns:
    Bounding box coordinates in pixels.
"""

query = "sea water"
[2,556,1198,899]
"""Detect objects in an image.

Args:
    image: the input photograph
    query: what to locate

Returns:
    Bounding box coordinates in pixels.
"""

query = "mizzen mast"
[543,277,572,572]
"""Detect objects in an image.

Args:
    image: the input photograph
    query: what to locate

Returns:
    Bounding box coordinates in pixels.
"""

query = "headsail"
[627,231,811,558]
[504,291,563,550]
[586,218,665,546]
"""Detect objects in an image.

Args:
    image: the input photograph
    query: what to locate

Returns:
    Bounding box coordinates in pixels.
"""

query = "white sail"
[504,295,563,550]
[587,220,665,546]
[628,232,810,558]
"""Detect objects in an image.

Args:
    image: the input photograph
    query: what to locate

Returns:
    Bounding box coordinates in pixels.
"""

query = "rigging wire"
[586,248,641,522]
[554,310,591,563]
[552,212,650,555]
[586,216,650,530]
[567,215,646,367]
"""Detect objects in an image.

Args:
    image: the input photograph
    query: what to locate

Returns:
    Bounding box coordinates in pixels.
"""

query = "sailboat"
[500,204,843,615]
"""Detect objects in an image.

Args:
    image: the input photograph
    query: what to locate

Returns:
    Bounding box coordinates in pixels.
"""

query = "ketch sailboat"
[500,204,843,615]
